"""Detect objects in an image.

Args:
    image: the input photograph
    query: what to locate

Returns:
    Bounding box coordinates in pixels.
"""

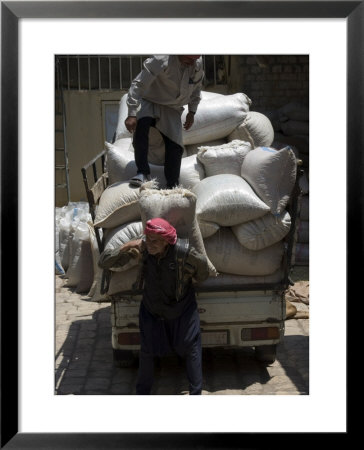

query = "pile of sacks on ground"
[80,91,302,301]
[263,101,309,169]
[55,202,99,295]
[262,102,309,266]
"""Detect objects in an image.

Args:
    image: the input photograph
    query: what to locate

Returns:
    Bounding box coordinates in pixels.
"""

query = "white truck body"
[111,289,285,353]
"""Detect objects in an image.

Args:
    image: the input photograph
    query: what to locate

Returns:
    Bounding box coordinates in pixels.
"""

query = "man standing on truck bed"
[124,55,204,188]
[98,217,209,395]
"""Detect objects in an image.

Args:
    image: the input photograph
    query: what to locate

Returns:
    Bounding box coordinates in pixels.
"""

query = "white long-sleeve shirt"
[127,55,204,145]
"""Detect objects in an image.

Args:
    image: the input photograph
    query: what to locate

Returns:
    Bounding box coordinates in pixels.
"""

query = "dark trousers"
[133,116,183,189]
[136,301,202,395]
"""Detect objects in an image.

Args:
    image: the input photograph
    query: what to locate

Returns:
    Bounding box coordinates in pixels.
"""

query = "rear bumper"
[111,290,285,351]
[111,321,284,351]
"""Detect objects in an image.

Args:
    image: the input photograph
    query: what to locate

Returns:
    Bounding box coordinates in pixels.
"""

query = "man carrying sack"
[98,217,209,395]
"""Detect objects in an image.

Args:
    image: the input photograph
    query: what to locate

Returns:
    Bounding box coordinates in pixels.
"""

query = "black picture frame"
[1,1,358,447]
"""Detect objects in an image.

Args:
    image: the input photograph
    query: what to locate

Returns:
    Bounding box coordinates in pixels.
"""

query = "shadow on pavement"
[55,304,308,395]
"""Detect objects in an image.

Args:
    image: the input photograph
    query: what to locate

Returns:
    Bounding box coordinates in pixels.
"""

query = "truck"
[82,148,303,368]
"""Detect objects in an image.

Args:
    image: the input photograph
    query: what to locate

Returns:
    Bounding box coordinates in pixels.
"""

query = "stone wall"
[227,55,309,112]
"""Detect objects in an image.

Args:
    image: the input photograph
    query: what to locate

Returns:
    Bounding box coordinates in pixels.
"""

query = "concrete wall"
[56,90,127,206]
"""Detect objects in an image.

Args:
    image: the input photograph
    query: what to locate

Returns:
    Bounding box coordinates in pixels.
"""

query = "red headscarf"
[144,218,177,245]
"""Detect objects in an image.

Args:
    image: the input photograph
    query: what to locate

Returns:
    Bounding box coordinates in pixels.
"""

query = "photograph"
[55,53,310,397]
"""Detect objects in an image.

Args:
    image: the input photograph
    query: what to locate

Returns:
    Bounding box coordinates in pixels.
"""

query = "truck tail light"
[118,332,140,345]
[241,327,280,341]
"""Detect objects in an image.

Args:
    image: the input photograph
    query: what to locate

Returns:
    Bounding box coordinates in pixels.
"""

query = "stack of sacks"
[259,102,309,267]
[293,170,309,266]
[263,102,309,169]
[97,184,217,298]
[88,181,216,301]
[88,180,146,301]
[105,141,204,190]
[55,202,98,294]
[239,102,308,268]
[106,90,252,188]
[227,111,275,149]
[89,92,300,300]
[191,145,297,287]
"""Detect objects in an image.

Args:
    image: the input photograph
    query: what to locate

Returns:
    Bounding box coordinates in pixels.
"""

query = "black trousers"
[136,301,202,395]
[133,116,183,189]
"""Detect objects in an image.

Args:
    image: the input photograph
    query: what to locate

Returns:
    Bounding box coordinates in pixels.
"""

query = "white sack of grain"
[204,227,284,276]
[272,140,300,161]
[58,202,91,272]
[115,124,187,167]
[196,140,252,177]
[178,155,205,189]
[55,222,65,275]
[55,208,65,275]
[126,129,188,165]
[192,174,270,227]
[200,91,223,100]
[86,223,105,302]
[241,146,297,216]
[106,141,164,185]
[121,122,165,164]
[105,138,132,176]
[65,221,93,289]
[114,93,130,140]
[103,221,144,272]
[59,217,72,272]
[198,219,220,239]
[232,211,291,251]
[273,132,309,155]
[185,139,227,157]
[108,265,141,295]
[112,136,133,152]
[105,142,204,189]
[115,91,222,141]
[138,185,217,276]
[75,240,94,294]
[94,181,141,229]
[181,93,251,145]
[227,111,274,148]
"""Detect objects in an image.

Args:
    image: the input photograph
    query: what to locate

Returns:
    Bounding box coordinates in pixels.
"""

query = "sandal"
[129,173,151,187]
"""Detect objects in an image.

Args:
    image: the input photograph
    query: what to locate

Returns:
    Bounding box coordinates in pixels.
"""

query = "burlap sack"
[241,146,297,216]
[204,227,284,276]
[196,140,252,177]
[105,142,204,189]
[192,174,270,226]
[227,111,274,148]
[138,185,217,276]
[232,211,291,251]
[103,221,143,272]
[94,181,140,229]
[181,93,251,145]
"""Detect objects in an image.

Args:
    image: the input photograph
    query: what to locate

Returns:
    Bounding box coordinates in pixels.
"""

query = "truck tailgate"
[196,290,284,324]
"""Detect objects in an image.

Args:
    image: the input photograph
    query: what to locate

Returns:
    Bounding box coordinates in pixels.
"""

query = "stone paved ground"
[55,271,309,395]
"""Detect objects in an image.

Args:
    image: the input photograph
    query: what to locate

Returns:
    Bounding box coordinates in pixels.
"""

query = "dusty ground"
[55,266,309,395]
